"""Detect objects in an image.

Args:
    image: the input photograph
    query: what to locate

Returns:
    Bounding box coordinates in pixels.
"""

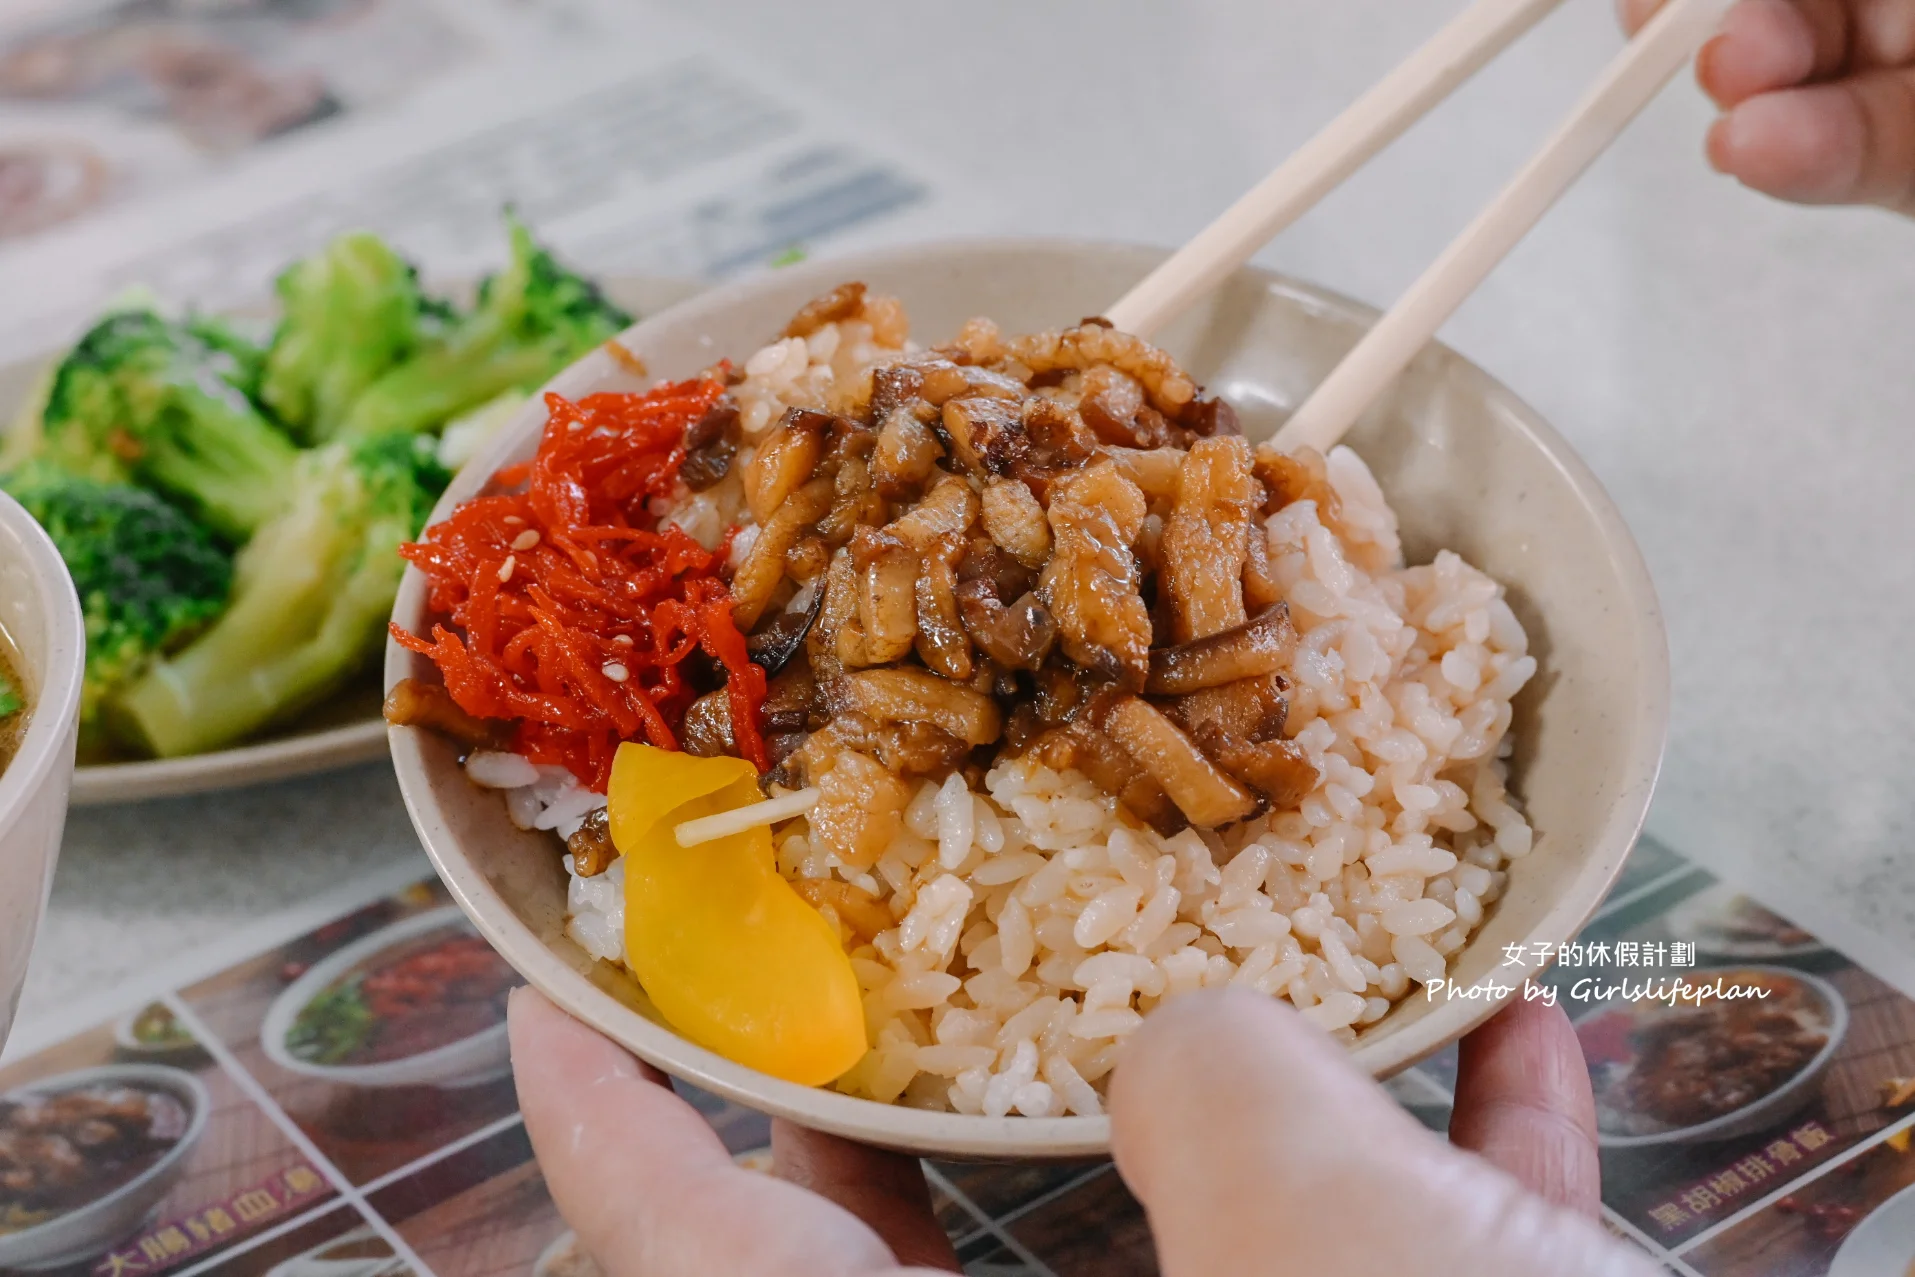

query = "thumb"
[1107,989,1656,1277]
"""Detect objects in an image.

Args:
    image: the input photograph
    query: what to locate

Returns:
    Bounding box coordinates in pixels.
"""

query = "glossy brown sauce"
[0,1085,188,1234]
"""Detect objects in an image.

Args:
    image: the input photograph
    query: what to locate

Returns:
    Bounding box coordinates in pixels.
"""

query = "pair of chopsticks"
[1104,0,1726,455]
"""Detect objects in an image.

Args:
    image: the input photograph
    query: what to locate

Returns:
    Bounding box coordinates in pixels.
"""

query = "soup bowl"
[0,1064,210,1271]
[259,905,512,1090]
[0,491,84,1050]
[386,239,1669,1158]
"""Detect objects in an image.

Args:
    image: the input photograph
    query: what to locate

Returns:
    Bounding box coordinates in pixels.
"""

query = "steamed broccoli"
[37,309,298,542]
[3,466,231,731]
[336,214,630,440]
[261,232,447,444]
[115,432,449,757]
[186,314,271,403]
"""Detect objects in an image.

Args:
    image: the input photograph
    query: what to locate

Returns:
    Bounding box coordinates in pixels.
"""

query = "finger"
[1708,70,1915,212]
[1786,0,1915,71]
[772,1122,958,1272]
[1110,989,1657,1277]
[1710,0,1915,74]
[1761,0,1863,77]
[508,987,902,1277]
[1652,0,1904,75]
[1617,0,1663,37]
[1696,0,1818,106]
[1449,998,1601,1216]
[1626,0,1915,75]
[1622,0,1814,107]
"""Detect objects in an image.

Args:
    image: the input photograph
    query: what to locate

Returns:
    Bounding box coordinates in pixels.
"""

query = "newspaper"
[3,836,1910,1277]
[0,0,1003,362]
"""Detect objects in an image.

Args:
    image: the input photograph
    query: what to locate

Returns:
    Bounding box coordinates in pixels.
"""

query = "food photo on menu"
[2,1,1915,1275]
[0,0,473,240]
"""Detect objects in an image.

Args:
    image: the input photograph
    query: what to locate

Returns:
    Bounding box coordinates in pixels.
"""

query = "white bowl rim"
[261,1224,409,1277]
[0,491,84,836]
[258,904,510,1087]
[0,1063,212,1256]
[1575,962,1849,1149]
[1829,1178,1915,1276]
[385,236,1672,1156]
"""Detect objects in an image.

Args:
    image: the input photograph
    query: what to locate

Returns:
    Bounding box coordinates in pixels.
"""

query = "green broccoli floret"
[261,231,444,444]
[38,309,299,542]
[3,465,231,732]
[114,432,449,757]
[336,214,631,440]
[186,314,271,403]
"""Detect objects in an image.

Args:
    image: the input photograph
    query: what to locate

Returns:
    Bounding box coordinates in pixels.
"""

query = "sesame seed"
[497,555,516,583]
[611,634,635,646]
[601,662,630,683]
[511,530,540,551]
[503,515,523,526]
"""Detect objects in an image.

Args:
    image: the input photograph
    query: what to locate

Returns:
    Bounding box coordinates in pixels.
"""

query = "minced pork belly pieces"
[722,295,1326,852]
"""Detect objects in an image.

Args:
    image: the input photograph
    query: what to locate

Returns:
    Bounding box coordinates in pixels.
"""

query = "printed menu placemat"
[3,838,1908,1277]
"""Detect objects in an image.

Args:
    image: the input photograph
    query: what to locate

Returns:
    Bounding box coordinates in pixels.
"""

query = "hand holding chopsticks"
[1106,0,1728,457]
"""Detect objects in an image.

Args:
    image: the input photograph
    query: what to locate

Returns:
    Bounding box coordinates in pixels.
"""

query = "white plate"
[258,905,512,1090]
[1830,1181,1915,1277]
[0,276,701,805]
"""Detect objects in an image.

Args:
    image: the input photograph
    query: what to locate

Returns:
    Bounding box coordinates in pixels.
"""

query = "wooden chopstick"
[1273,0,1726,455]
[1103,0,1566,341]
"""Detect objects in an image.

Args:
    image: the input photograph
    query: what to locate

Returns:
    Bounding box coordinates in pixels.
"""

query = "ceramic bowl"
[0,490,83,1050]
[1580,964,1847,1150]
[258,905,511,1089]
[0,1064,210,1270]
[386,239,1670,1158]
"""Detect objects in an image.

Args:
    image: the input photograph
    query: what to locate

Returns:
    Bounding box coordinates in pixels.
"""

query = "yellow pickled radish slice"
[608,743,866,1086]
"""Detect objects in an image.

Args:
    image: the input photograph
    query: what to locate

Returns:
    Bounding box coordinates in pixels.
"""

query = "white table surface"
[19,0,1915,1023]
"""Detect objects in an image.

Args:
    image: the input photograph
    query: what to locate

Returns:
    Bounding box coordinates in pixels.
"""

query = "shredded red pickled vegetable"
[391,374,769,789]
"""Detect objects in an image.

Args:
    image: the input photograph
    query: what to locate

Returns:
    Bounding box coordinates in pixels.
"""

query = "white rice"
[465,316,1537,1114]
[465,754,608,840]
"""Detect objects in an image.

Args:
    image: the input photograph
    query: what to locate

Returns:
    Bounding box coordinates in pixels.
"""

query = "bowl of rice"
[384,239,1668,1158]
